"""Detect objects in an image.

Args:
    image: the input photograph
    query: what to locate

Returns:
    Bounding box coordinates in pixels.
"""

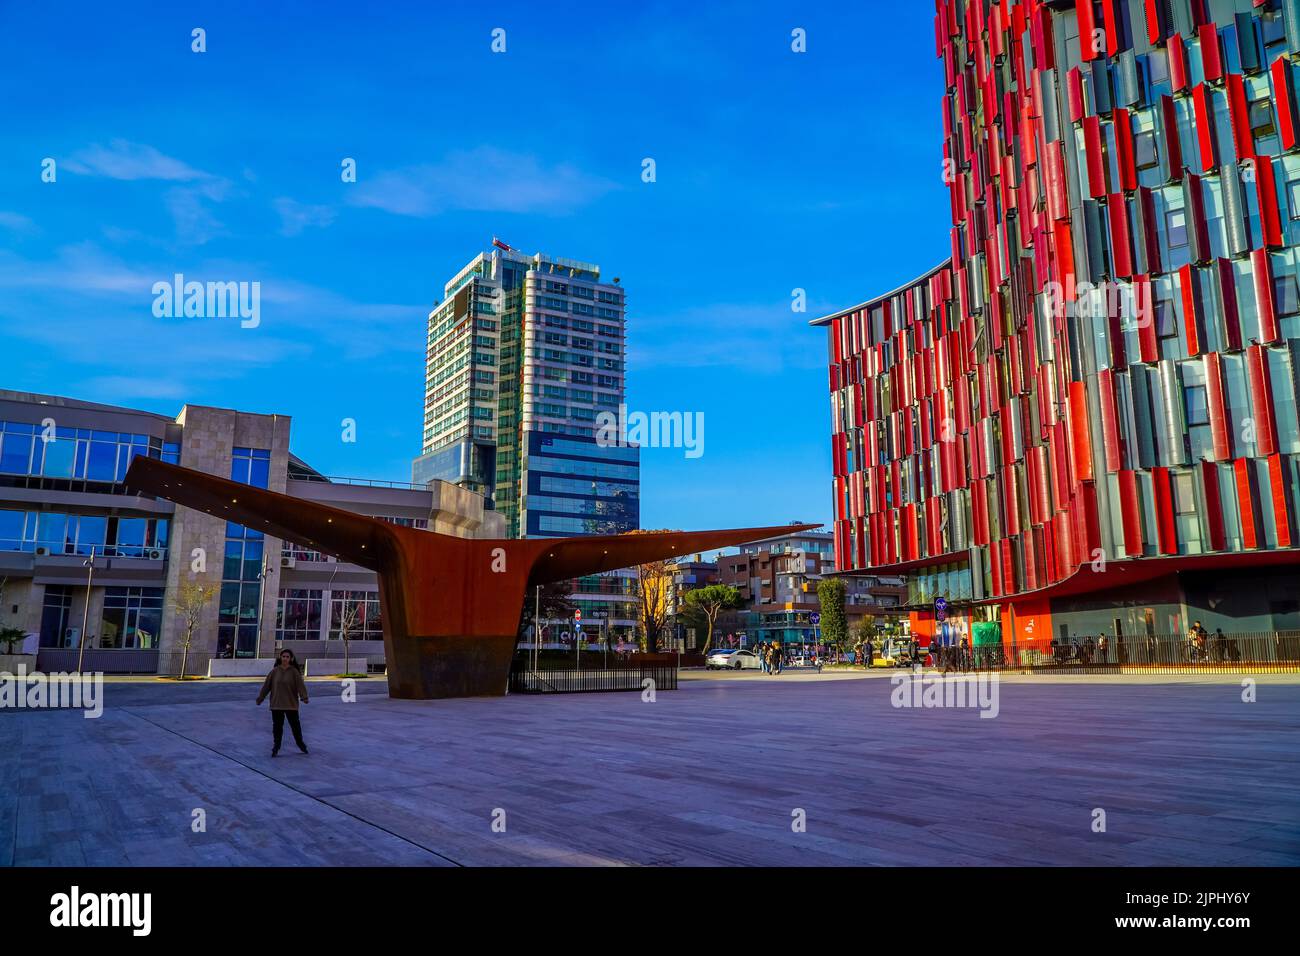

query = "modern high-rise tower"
[412,241,641,637]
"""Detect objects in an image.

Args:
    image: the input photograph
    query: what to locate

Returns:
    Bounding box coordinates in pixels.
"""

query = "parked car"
[704,648,736,669]
[707,649,762,670]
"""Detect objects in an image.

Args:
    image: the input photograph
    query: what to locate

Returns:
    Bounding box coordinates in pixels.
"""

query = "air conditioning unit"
[147,549,164,561]
[281,556,297,569]
[35,546,50,556]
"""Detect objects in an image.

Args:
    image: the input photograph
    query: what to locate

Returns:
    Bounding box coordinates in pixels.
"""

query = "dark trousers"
[271,709,306,751]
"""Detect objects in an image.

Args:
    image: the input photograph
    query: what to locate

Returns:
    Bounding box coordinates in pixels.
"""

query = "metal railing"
[924,631,1300,675]
[508,658,678,694]
[291,474,430,491]
[33,648,160,674]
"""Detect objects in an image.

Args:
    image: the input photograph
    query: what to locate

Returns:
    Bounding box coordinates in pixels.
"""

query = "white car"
[704,648,733,668]
[707,649,762,670]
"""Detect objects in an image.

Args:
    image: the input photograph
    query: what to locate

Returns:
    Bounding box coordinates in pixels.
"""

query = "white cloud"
[347,147,619,217]
[0,243,423,379]
[62,140,234,244]
[274,197,336,236]
[0,211,36,234]
[166,182,231,245]
[63,140,211,182]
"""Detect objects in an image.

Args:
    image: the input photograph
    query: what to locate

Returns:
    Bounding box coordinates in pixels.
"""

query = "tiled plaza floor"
[3,673,1297,866]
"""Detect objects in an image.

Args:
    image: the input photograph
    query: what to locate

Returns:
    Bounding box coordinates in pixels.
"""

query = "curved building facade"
[815,0,1300,644]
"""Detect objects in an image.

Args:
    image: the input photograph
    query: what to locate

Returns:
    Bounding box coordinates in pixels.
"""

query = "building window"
[1249,97,1275,139]
[1166,208,1188,249]
[1155,296,1179,338]
[1134,130,1158,169]
[230,447,271,489]
[40,585,74,648]
[1287,179,1300,221]
[1275,270,1300,316]
[100,587,164,649]
[276,589,323,641]
[1173,472,1197,514]
[329,590,382,640]
[1184,385,1209,427]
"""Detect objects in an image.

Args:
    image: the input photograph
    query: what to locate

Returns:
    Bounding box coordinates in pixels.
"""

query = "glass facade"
[820,0,1300,601]
[328,589,382,640]
[99,586,163,649]
[0,509,168,556]
[276,588,322,640]
[0,420,179,488]
[523,433,639,537]
[273,587,382,641]
[39,585,73,648]
[218,447,270,658]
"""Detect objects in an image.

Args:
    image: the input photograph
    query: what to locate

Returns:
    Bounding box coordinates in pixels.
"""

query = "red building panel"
[1268,454,1294,547]
[1246,344,1279,456]
[1250,248,1280,343]
[1234,458,1259,549]
[1192,84,1219,172]
[1118,468,1144,556]
[1151,467,1178,555]
[1200,461,1227,553]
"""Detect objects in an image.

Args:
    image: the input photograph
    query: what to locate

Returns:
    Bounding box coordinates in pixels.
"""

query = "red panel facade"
[814,1,1300,606]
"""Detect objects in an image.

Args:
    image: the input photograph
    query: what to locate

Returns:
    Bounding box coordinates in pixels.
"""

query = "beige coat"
[256,664,309,711]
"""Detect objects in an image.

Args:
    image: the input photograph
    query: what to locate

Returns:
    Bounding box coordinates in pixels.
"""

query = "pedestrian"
[771,641,783,675]
[256,648,310,757]
[1097,633,1108,665]
[959,635,971,671]
[942,640,957,675]
[864,638,874,669]
[1213,627,1227,663]
[1189,620,1207,662]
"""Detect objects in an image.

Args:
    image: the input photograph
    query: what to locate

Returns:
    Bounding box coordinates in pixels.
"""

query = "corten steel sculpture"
[126,457,816,699]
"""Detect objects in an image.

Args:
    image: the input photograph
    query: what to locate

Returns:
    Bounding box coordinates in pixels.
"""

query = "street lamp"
[254,556,271,660]
[75,546,97,674]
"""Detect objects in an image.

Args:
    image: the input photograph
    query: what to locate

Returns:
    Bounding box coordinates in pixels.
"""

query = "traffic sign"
[934,597,948,622]
[574,608,582,622]
[810,612,821,625]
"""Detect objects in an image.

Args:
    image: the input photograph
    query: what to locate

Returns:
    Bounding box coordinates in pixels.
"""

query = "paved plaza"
[3,672,1299,866]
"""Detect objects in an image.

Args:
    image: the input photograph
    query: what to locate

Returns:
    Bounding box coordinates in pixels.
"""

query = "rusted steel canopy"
[126,457,816,699]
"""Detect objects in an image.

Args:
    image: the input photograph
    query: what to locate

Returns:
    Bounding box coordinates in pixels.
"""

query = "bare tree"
[625,530,677,654]
[336,597,363,676]
[172,581,215,680]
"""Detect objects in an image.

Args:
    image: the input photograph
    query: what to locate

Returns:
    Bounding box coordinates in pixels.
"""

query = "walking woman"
[256,649,310,757]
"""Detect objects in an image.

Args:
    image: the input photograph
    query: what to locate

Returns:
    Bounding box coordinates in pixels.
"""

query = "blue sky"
[0,0,948,532]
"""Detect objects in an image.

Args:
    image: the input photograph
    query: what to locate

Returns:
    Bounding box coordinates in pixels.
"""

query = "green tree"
[683,584,743,654]
[816,578,849,654]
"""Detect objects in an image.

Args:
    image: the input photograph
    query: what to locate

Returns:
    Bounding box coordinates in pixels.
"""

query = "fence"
[508,657,678,694]
[34,648,159,674]
[927,631,1300,676]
